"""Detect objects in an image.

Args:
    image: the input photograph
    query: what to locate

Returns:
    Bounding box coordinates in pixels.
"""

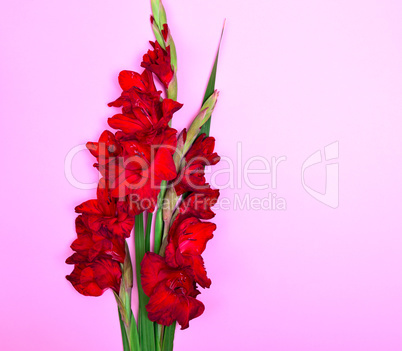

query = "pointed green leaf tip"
[199,20,225,137]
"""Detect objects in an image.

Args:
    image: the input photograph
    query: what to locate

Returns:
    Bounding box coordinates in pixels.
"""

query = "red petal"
[153,147,177,181]
[178,189,220,220]
[75,199,102,216]
[189,255,211,289]
[178,221,216,256]
[140,252,169,296]
[118,70,144,91]
[146,283,204,329]
[162,99,183,118]
[108,114,145,135]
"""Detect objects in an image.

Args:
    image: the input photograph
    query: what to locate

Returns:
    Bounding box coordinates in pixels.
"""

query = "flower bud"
[162,186,178,224]
[158,1,167,28]
[184,90,219,155]
[162,24,177,72]
[151,0,161,27]
[151,0,167,30]
[150,16,166,50]
[173,129,187,170]
[150,1,177,74]
[122,242,133,290]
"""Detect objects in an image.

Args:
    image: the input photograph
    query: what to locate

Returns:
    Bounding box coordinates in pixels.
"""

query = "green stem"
[154,208,163,254]
[158,225,169,257]
[154,181,167,253]
[115,243,140,351]
[135,214,156,351]
[149,4,182,351]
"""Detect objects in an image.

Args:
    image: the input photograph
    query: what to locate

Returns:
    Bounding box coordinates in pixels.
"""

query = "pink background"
[1,0,402,350]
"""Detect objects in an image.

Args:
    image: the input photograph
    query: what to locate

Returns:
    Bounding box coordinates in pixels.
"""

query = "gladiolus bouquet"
[65,1,223,350]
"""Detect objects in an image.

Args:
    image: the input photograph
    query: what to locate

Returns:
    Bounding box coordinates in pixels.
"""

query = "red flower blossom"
[108,69,182,144]
[110,141,177,214]
[177,188,220,220]
[75,179,134,238]
[141,41,174,89]
[174,134,220,195]
[165,217,216,288]
[66,258,122,297]
[86,130,123,181]
[66,216,126,264]
[141,252,204,329]
[108,69,161,112]
[108,99,181,144]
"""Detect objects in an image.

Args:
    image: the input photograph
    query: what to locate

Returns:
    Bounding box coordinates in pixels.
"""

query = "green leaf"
[129,311,141,351]
[154,323,162,351]
[135,214,156,351]
[118,309,130,351]
[199,21,225,137]
[145,212,153,253]
[162,323,176,351]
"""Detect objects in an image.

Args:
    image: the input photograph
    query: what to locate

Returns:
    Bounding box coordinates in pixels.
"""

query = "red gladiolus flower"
[108,69,182,145]
[108,69,161,112]
[86,130,123,181]
[177,188,220,220]
[141,41,174,89]
[66,258,122,297]
[174,134,220,195]
[66,216,126,264]
[165,217,216,288]
[108,99,181,145]
[75,179,134,238]
[141,252,205,329]
[110,141,177,214]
